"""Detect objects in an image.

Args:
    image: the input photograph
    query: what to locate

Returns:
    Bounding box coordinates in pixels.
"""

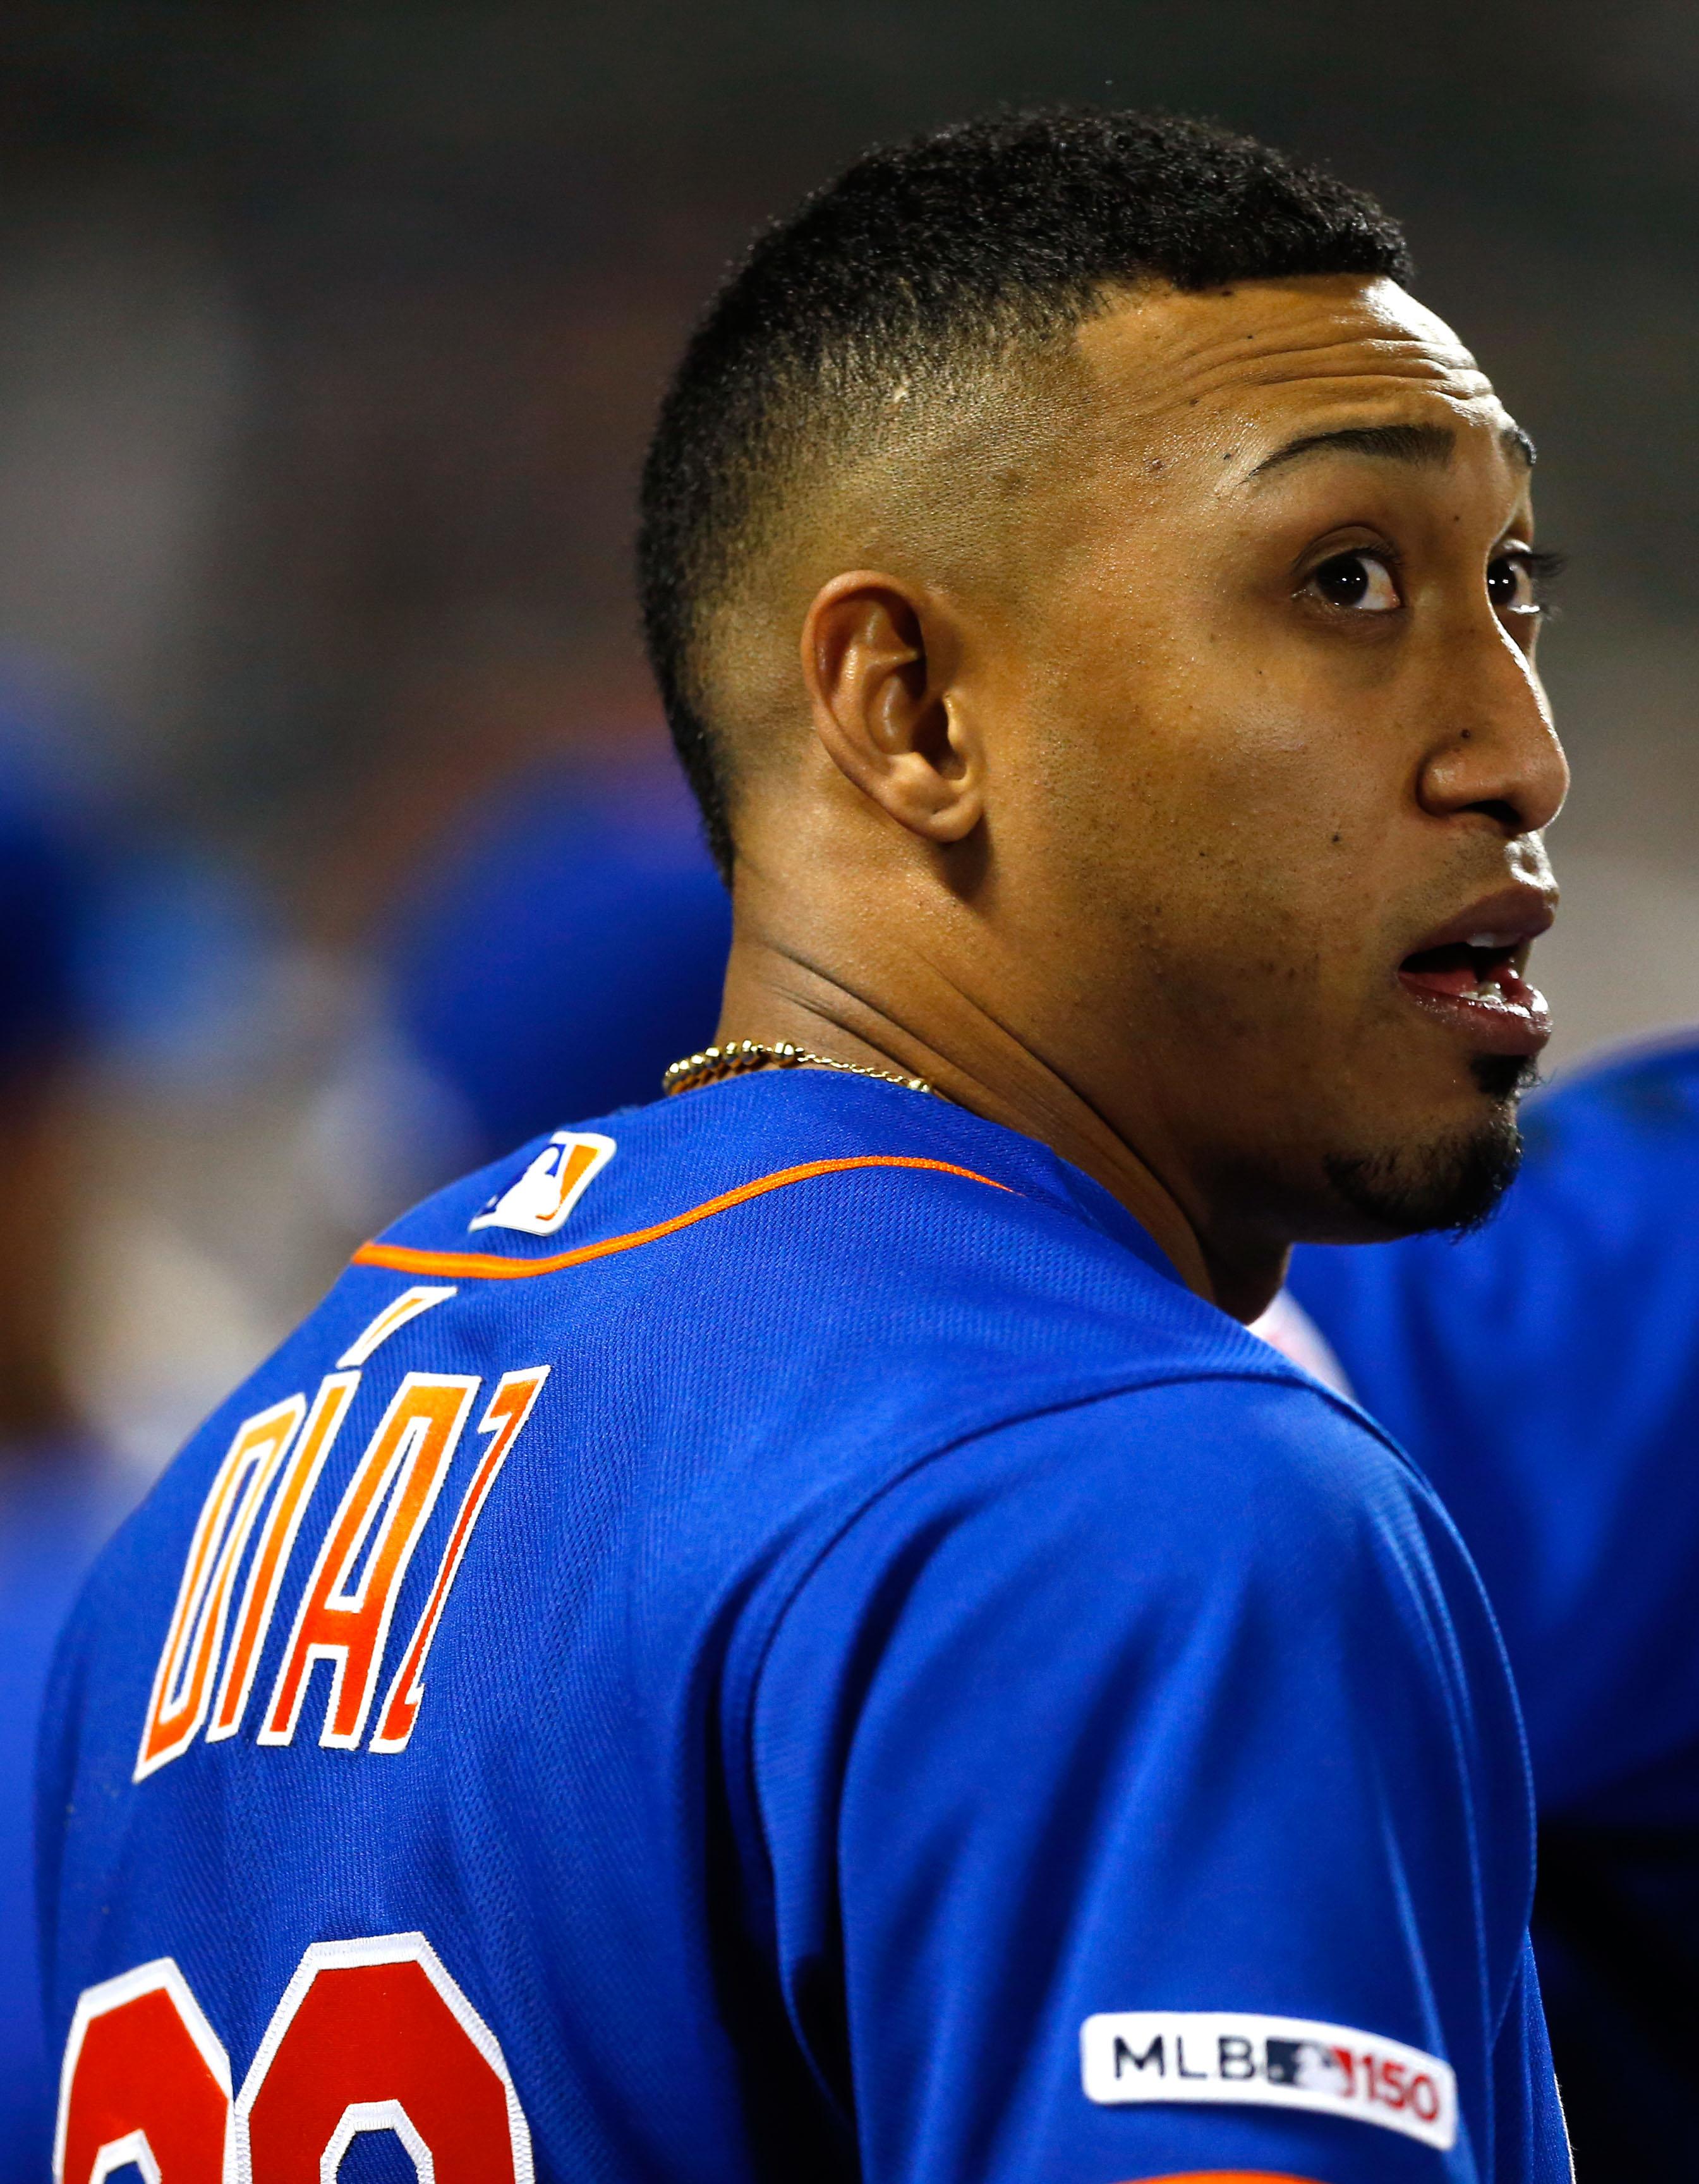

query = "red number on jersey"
[55,1958,231,2183]
[236,1934,531,2179]
[58,1934,531,2181]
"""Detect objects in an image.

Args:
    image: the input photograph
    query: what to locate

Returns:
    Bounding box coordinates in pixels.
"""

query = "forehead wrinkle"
[1100,293,1467,369]
[1095,309,1480,402]
[1166,316,1476,372]
[1187,380,1521,509]
[1180,346,1492,410]
[1091,355,1498,459]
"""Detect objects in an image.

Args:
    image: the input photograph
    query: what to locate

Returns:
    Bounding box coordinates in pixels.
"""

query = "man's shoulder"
[1533,1026,1699,1132]
[61,1084,1233,1572]
[375,1079,1357,1441]
[1504,1029,1699,1200]
[1290,1029,1699,1339]
[342,1073,1223,1369]
[75,1074,1390,1690]
[797,1362,1446,1620]
[128,1074,1399,1531]
[751,1365,1520,1880]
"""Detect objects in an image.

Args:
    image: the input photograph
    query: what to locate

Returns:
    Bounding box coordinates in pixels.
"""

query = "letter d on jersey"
[1081,2010,1457,2152]
[134,1397,308,1781]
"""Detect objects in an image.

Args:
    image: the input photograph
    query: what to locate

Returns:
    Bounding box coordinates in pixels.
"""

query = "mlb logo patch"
[469,1132,616,1236]
[1080,2008,1456,2151]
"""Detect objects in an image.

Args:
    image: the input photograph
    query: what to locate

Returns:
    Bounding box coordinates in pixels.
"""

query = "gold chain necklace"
[662,1038,934,1100]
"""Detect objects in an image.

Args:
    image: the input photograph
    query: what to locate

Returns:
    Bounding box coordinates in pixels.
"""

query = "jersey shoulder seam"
[348,1153,1015,1280]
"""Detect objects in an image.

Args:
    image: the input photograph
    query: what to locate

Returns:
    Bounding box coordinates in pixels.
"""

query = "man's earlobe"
[802,571,984,844]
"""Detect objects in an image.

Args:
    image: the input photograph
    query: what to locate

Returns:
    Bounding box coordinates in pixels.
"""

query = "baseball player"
[41,111,1571,2183]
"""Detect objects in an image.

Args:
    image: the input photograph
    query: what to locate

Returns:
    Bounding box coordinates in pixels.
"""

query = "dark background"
[0,1,1690,1464]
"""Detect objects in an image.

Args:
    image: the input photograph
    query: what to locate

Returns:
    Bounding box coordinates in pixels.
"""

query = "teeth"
[1466,931,1518,949]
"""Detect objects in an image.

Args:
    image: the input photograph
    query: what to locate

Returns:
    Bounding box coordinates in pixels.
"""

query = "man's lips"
[1396,889,1555,1059]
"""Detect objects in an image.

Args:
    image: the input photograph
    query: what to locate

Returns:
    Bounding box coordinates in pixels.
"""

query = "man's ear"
[801,571,984,844]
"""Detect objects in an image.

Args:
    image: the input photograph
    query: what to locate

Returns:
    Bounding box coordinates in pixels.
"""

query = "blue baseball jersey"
[40,1073,1568,2183]
[1288,1034,1699,1828]
[1286,1037,1699,2176]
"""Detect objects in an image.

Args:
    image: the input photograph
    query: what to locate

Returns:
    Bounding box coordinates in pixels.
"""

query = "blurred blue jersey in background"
[1287,1037,1699,2174]
[0,729,126,2181]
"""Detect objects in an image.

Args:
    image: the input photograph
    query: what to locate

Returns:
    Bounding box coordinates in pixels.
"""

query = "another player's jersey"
[1288,1033,1699,1828]
[41,1073,1568,2183]
[1286,1034,1699,2175]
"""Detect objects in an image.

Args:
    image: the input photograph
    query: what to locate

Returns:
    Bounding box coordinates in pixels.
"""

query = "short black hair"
[639,107,1412,877]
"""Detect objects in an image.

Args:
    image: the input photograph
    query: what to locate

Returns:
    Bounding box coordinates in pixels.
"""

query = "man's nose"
[1417,624,1568,837]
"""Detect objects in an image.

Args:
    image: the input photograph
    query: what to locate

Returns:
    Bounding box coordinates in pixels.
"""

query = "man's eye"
[1487,552,1555,616]
[1306,550,1400,612]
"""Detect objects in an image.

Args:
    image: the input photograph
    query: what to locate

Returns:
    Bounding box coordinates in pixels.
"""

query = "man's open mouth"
[1396,898,1554,1057]
[1399,937,1535,1009]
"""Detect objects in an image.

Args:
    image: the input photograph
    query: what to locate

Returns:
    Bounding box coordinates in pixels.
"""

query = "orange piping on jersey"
[351,1155,1013,1282]
[1117,2174,1330,2182]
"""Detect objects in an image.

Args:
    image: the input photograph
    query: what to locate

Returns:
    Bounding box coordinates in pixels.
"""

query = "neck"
[714,926,1270,1314]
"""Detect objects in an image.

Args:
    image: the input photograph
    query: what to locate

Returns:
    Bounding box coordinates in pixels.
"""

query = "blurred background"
[0,0,1692,1476]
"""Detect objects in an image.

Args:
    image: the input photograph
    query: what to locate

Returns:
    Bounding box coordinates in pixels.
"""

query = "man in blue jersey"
[40,111,1574,2183]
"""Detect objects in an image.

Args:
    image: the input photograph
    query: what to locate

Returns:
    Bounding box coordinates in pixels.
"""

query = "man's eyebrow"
[1502,422,1537,468]
[1249,422,1456,481]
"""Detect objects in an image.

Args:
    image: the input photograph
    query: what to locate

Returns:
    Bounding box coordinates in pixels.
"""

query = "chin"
[1321,1053,1535,1240]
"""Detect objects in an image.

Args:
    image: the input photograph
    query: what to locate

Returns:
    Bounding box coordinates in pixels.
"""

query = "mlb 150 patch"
[1080,2010,1457,2152]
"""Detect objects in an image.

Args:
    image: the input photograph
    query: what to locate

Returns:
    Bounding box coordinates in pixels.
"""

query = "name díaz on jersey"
[134,1285,550,1778]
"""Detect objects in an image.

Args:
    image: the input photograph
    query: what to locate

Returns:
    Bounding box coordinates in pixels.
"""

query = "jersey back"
[41,1074,1569,2184]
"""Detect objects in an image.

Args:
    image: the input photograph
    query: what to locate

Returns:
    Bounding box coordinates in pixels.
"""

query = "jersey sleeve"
[744,1376,1555,2184]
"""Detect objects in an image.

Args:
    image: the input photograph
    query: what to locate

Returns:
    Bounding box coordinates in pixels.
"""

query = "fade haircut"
[639,107,1412,878]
